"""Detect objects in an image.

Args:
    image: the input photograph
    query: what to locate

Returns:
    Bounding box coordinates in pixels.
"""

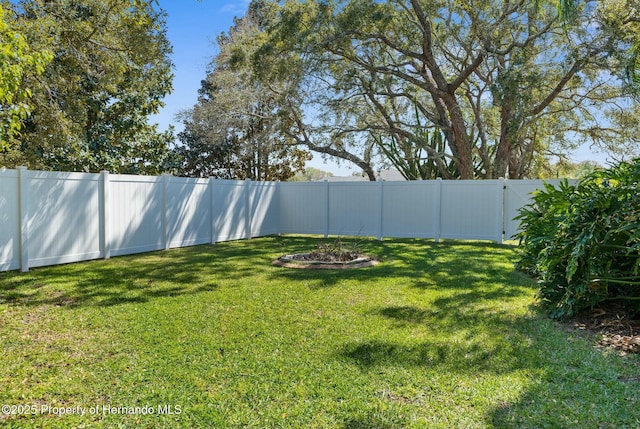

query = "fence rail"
[0,167,568,272]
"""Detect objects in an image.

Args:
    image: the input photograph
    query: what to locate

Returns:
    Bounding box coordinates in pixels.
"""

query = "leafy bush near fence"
[516,159,640,319]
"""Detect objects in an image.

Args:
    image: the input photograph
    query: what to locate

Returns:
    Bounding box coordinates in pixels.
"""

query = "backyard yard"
[0,236,639,428]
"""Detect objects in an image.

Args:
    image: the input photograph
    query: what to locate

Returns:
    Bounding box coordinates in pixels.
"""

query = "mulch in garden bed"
[567,305,640,355]
[273,253,379,269]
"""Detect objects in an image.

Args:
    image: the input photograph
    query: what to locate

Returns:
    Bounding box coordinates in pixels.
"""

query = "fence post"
[377,180,384,241]
[435,178,442,243]
[245,178,252,240]
[324,180,330,238]
[496,178,505,244]
[209,178,217,245]
[100,171,110,260]
[17,166,29,272]
[162,174,169,250]
[275,180,282,236]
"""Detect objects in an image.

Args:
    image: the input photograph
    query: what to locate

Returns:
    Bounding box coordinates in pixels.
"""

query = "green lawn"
[0,236,639,428]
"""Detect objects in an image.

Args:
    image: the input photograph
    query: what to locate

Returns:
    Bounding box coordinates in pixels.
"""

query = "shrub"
[516,159,640,319]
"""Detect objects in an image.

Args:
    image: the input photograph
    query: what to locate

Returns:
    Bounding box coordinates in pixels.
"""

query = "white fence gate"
[0,167,569,272]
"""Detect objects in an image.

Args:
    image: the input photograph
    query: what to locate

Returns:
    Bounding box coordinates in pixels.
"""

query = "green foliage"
[288,166,334,181]
[376,130,455,180]
[253,0,640,179]
[533,159,602,179]
[516,159,640,318]
[176,3,310,180]
[375,102,458,180]
[0,2,52,150]
[1,0,174,173]
[578,0,640,92]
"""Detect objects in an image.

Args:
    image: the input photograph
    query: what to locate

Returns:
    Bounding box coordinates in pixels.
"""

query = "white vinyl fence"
[0,167,568,272]
[278,179,567,242]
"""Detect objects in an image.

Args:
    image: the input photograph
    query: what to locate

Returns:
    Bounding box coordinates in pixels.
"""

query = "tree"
[1,0,174,173]
[559,0,640,87]
[0,2,52,150]
[533,159,601,179]
[254,0,639,179]
[177,1,310,181]
[289,166,334,181]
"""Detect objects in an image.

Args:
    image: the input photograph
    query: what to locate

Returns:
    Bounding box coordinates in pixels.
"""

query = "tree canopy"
[0,0,175,174]
[560,0,640,86]
[244,0,640,179]
[4,0,635,178]
[176,1,310,181]
[0,2,52,150]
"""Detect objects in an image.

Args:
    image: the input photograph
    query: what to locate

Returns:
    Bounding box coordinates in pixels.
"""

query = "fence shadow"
[2,235,636,426]
[0,239,276,308]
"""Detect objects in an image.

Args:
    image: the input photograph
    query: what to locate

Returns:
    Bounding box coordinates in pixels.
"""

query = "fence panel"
[440,180,503,241]
[504,179,577,239]
[328,182,381,237]
[166,176,211,248]
[279,182,328,235]
[0,169,20,271]
[211,180,249,242]
[108,174,164,257]
[382,180,440,239]
[504,180,545,240]
[27,171,102,268]
[250,181,280,237]
[1,166,581,273]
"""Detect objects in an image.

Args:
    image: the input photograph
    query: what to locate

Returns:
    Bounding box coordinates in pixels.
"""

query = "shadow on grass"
[274,236,640,428]
[341,416,406,429]
[378,306,430,324]
[339,306,640,427]
[0,237,281,308]
[269,236,526,292]
[3,235,637,427]
[338,279,640,428]
[341,300,532,375]
[0,236,520,308]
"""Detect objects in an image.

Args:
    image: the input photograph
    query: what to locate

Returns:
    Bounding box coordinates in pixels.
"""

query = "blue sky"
[150,0,245,136]
[151,0,355,175]
[152,0,606,174]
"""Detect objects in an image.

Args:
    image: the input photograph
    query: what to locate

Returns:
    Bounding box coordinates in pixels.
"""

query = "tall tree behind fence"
[0,167,569,272]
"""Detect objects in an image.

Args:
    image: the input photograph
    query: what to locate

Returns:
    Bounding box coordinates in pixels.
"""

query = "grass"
[0,235,639,428]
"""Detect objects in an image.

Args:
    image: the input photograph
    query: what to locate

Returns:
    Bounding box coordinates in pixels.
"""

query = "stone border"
[272,253,380,270]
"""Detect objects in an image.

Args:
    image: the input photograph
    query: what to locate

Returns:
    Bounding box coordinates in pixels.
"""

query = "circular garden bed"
[273,252,379,270]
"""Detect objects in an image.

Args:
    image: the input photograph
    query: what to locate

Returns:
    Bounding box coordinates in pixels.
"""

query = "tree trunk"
[493,97,514,179]
[445,96,474,179]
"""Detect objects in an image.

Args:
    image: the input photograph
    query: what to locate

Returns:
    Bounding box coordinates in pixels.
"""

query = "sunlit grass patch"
[0,236,639,428]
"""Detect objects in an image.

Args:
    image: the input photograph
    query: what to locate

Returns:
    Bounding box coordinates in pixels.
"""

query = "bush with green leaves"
[516,159,640,319]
